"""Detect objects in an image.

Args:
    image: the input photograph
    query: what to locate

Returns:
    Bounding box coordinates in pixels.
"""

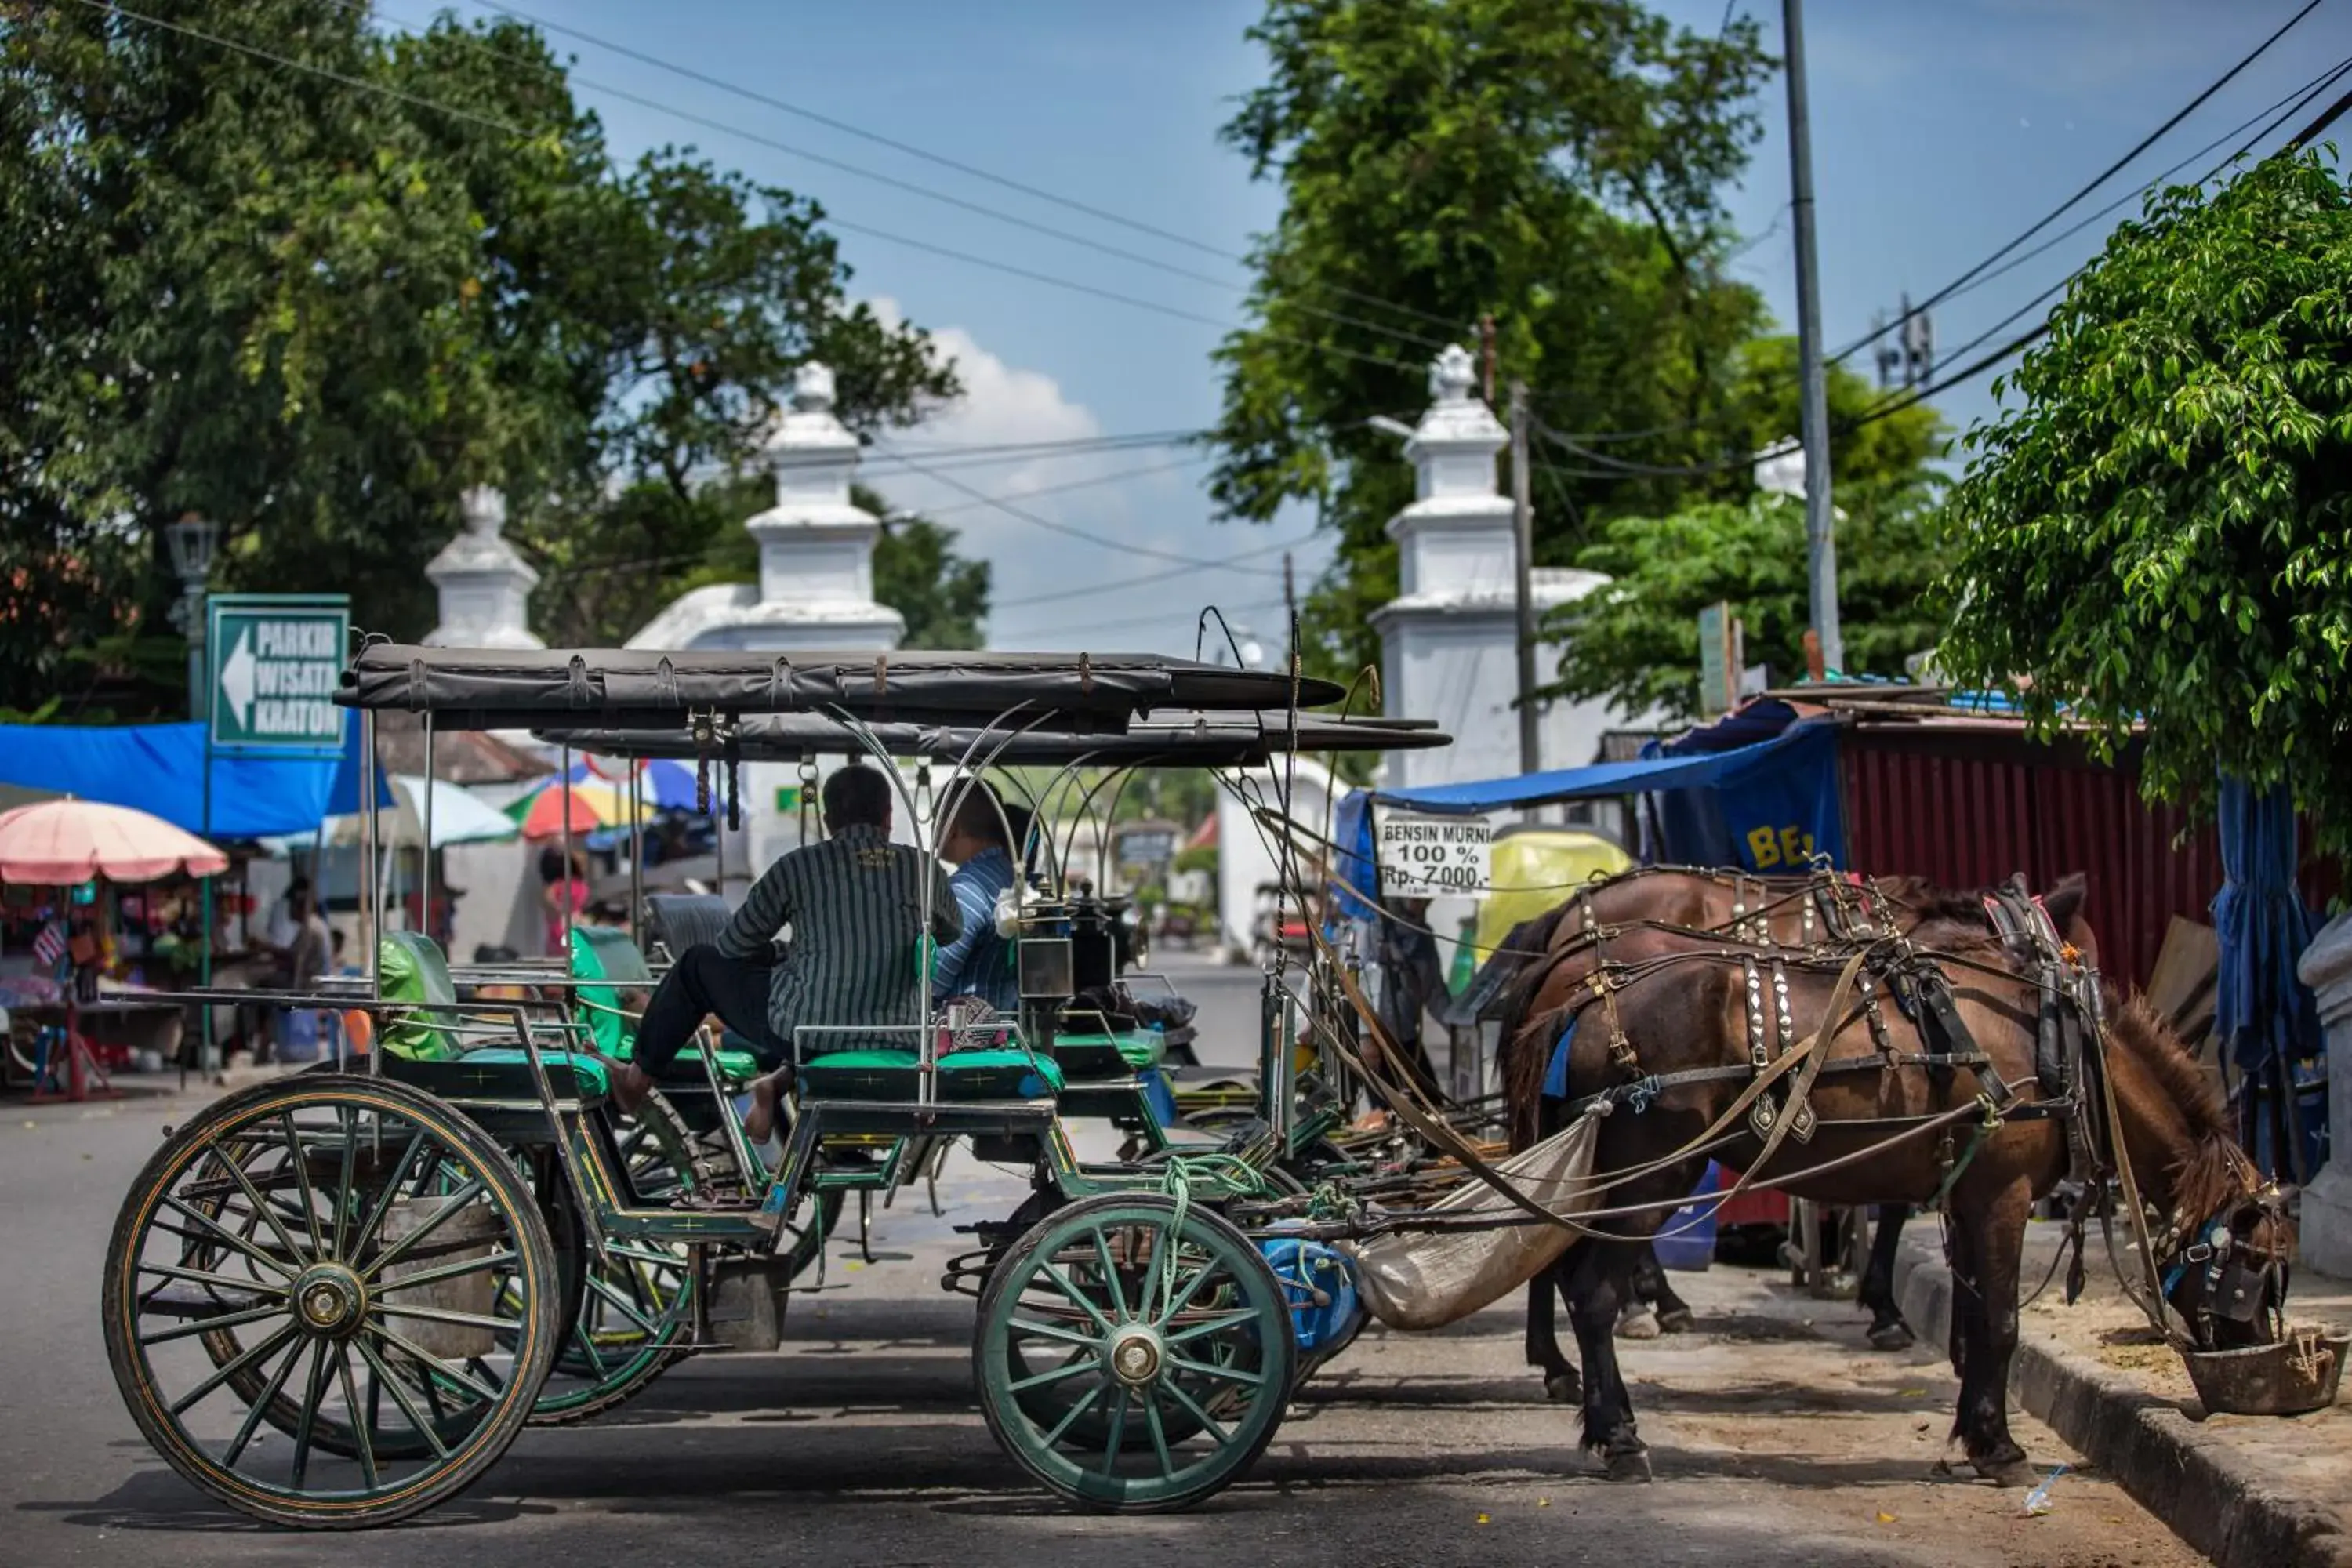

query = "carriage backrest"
[641,893,733,962]
[378,931,462,1061]
[568,925,654,1057]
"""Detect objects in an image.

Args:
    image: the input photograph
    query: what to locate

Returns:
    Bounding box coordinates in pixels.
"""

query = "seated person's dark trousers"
[630,943,792,1072]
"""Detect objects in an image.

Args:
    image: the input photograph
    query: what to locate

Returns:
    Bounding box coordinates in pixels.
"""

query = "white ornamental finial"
[1428,344,1477,406]
[1754,439,1806,499]
[793,360,837,412]
[460,485,506,536]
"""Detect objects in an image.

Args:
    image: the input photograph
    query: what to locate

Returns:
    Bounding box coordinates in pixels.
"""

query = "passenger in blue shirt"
[932,782,1020,1013]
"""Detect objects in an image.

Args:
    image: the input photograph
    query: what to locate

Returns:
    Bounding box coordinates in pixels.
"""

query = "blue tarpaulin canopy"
[1362,718,1847,875]
[0,716,390,840]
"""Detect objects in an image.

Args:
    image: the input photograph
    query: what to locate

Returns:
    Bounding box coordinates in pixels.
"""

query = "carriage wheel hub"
[293,1264,367,1336]
[1109,1327,1163,1386]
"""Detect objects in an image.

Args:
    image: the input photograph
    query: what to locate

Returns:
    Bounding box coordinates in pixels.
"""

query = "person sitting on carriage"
[931,779,1021,1016]
[608,760,959,1141]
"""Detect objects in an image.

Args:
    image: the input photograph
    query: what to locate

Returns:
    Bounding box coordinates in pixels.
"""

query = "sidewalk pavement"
[1893,1218,2352,1568]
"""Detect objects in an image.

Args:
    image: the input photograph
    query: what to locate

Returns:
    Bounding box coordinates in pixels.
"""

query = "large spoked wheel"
[519,1094,699,1425]
[975,1193,1293,1513]
[103,1073,559,1530]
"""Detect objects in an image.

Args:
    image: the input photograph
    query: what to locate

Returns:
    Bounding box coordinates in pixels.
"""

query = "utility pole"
[1281,550,1297,630]
[1479,314,1497,407]
[1508,379,1539,774]
[1783,0,1843,675]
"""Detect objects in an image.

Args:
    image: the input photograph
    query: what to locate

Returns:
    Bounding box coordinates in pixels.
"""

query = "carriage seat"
[569,924,760,1084]
[798,1047,1064,1102]
[1051,1029,1167,1081]
[374,931,608,1103]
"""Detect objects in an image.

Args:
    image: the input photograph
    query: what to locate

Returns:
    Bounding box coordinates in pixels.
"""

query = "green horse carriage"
[101,643,1444,1528]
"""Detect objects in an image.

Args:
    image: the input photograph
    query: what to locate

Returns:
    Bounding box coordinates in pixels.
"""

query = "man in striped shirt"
[610,762,957,1134]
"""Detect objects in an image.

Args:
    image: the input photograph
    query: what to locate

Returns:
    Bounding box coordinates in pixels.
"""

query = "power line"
[85,0,1432,382]
[818,216,1417,373]
[2205,58,2352,177]
[990,535,1308,610]
[1926,54,2352,321]
[1533,47,2352,464]
[871,443,1246,569]
[1834,0,2328,365]
[353,0,1454,353]
[911,454,1213,519]
[868,429,1200,459]
[470,0,1469,336]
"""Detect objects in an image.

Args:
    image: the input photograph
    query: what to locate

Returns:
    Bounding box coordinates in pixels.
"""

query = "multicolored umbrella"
[572,756,703,810]
[509,779,654,840]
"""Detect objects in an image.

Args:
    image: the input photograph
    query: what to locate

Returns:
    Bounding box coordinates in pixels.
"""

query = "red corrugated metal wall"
[1841,730,2334,994]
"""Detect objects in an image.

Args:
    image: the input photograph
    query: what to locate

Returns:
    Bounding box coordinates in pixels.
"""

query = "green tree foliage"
[1936,152,2352,869]
[869,511,992,651]
[1545,477,1946,721]
[1542,340,1945,719]
[0,2,967,709]
[1210,0,1779,679]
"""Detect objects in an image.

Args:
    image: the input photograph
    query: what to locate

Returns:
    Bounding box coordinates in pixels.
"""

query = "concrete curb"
[1892,1235,2352,1568]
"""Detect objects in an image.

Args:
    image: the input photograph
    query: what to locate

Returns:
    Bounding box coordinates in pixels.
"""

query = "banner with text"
[1374,810,1493,898]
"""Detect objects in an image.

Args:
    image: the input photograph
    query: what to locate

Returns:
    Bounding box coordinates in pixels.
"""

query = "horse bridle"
[1978,877,2291,1342]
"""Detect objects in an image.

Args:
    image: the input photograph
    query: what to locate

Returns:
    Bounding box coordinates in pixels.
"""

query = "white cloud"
[853,299,1288,653]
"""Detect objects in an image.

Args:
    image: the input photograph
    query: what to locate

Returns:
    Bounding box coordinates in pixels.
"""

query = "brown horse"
[1501,867,2096,1395]
[1495,885,2289,1481]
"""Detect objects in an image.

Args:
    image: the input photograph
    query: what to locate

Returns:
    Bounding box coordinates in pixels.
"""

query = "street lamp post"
[162,513,220,1079]
[164,514,220,720]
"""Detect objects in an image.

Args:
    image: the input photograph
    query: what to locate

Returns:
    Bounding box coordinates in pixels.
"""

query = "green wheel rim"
[102,1074,558,1530]
[975,1194,1293,1512]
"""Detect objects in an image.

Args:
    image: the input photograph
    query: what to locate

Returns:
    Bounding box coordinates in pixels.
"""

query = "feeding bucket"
[2183,1326,2349,1417]
[378,1196,503,1359]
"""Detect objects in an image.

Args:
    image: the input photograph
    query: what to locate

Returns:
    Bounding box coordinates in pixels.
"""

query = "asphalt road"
[2,953,2206,1566]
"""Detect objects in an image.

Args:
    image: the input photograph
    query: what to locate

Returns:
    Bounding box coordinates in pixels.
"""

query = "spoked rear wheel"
[103,1074,559,1529]
[519,1094,699,1425]
[975,1193,1292,1513]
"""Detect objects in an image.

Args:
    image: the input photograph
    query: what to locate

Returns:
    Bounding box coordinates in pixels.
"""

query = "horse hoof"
[1656,1306,1695,1335]
[1971,1447,2032,1486]
[1867,1322,1917,1352]
[1544,1371,1583,1404]
[1617,1306,1661,1341]
[1604,1446,1653,1483]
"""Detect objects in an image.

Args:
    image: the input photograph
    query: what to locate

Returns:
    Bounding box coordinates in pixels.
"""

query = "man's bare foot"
[744,1067,789,1144]
[608,1059,656,1116]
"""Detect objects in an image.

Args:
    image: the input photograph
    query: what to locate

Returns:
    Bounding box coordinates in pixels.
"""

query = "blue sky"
[419,1,2350,653]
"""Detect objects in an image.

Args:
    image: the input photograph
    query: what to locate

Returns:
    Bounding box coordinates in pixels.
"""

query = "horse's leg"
[1635,1243,1696,1334]
[1953,1180,2034,1482]
[1564,1238,1650,1480]
[1524,1260,1583,1403]
[1859,1203,1917,1350]
[1617,1242,1662,1340]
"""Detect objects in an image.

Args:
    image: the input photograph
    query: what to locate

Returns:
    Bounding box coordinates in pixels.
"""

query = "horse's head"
[2158,1152,2295,1351]
[2105,996,2294,1349]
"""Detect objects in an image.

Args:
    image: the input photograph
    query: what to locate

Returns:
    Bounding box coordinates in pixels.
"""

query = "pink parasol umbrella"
[0,798,230,884]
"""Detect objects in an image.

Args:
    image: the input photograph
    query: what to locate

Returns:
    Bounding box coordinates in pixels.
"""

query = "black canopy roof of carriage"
[529,711,1450,767]
[336,644,1347,729]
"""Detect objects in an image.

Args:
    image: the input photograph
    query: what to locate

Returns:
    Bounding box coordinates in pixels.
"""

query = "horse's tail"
[1492,902,1577,1149]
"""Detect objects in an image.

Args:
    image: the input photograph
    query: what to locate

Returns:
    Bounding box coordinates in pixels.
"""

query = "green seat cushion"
[569,926,654,1058]
[386,1047,610,1102]
[379,931,461,1062]
[1054,1029,1165,1080]
[800,1047,1063,1102]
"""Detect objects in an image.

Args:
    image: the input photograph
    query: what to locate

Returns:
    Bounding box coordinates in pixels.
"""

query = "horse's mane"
[2104,992,2248,1222]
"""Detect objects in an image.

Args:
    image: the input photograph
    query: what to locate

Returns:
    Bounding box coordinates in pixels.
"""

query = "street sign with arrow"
[207,593,350,755]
